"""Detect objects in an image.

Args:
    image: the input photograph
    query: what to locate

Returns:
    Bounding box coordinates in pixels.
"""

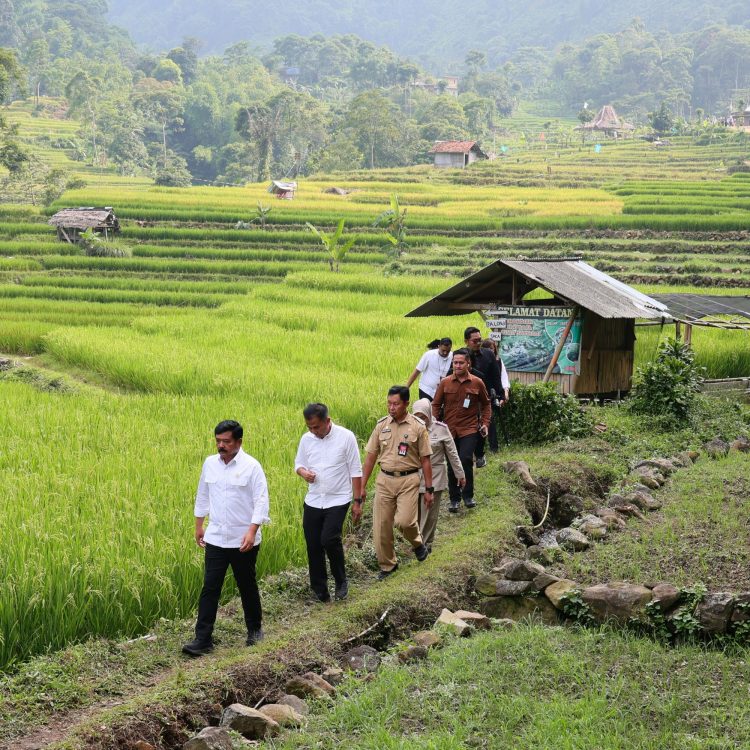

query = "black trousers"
[448,432,479,503]
[418,388,434,401]
[303,502,350,599]
[195,542,261,643]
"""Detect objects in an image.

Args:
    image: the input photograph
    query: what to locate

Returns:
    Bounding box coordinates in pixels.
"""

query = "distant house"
[413,75,459,97]
[428,140,488,169]
[575,105,635,138]
[728,106,750,128]
[268,180,297,199]
[47,207,120,243]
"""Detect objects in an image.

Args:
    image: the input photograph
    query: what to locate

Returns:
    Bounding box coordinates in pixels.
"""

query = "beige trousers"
[373,472,422,571]
[418,489,444,548]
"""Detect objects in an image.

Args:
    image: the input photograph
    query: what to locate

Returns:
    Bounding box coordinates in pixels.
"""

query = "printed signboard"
[481,306,583,374]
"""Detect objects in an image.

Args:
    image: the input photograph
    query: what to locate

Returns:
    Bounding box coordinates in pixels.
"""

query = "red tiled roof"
[429,140,478,154]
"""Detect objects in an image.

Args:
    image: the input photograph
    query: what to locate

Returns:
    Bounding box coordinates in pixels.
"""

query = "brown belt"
[380,468,419,477]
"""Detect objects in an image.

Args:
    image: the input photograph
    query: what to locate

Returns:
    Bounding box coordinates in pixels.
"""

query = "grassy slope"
[2,398,748,748]
[271,626,750,750]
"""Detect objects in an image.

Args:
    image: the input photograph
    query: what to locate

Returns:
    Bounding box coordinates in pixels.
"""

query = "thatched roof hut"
[576,105,635,138]
[48,207,120,243]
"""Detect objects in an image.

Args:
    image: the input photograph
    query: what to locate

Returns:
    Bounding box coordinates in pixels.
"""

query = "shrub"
[79,228,132,258]
[505,380,592,444]
[628,338,704,424]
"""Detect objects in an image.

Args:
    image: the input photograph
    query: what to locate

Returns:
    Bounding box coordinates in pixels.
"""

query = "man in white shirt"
[295,403,362,603]
[405,337,453,401]
[183,420,270,656]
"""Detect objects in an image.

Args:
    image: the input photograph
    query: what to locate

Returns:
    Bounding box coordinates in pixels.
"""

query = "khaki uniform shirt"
[419,420,465,493]
[365,413,432,472]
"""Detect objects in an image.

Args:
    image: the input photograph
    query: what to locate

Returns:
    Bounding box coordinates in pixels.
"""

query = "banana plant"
[305,218,357,272]
[373,193,407,256]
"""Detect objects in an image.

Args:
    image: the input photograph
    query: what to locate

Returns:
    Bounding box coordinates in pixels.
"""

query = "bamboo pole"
[542,306,579,383]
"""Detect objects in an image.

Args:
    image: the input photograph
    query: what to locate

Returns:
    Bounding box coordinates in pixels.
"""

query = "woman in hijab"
[411,398,465,550]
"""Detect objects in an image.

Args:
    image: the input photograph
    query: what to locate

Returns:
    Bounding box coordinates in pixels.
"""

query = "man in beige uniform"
[361,385,434,580]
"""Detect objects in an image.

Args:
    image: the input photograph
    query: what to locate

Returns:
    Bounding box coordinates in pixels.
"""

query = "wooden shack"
[48,207,120,243]
[406,258,671,396]
[428,140,488,169]
[268,180,297,199]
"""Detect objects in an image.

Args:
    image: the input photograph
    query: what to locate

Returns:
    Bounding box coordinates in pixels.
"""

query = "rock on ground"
[436,609,472,637]
[341,645,381,673]
[220,704,280,740]
[582,582,653,623]
[183,727,233,750]
[478,595,559,625]
[650,583,680,612]
[556,527,591,551]
[503,461,537,488]
[397,645,428,663]
[545,579,578,610]
[704,437,730,459]
[277,694,309,716]
[285,673,336,699]
[454,610,491,630]
[413,630,442,648]
[476,574,534,596]
[259,703,305,727]
[695,592,735,633]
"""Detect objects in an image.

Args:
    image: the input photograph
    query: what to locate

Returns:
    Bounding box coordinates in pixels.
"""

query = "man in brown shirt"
[431,348,490,512]
[361,386,434,579]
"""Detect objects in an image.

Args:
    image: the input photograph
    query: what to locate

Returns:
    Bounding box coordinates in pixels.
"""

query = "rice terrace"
[1,9,750,747]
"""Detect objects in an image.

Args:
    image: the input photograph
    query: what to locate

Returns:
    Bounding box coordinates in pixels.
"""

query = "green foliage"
[155,156,192,187]
[558,589,595,626]
[644,599,671,643]
[79,228,132,258]
[628,338,704,425]
[505,380,592,444]
[372,193,408,256]
[305,218,357,271]
[649,102,674,133]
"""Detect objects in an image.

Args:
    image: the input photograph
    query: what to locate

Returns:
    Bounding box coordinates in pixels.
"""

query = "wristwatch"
[425,486,434,493]
[353,497,364,504]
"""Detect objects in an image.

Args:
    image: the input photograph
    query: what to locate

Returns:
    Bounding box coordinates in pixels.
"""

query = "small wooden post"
[685,323,693,346]
[675,321,682,340]
[543,306,579,383]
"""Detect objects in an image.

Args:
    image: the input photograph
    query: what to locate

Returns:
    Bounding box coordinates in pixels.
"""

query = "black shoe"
[449,500,460,513]
[475,456,487,468]
[182,638,214,656]
[377,564,398,581]
[334,580,349,601]
[414,544,430,562]
[306,592,331,604]
[464,497,477,508]
[246,628,264,646]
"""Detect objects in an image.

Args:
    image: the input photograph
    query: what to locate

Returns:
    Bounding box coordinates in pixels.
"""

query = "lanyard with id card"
[463,395,471,409]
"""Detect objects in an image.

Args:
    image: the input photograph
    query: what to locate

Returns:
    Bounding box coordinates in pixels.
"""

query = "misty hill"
[106,0,749,66]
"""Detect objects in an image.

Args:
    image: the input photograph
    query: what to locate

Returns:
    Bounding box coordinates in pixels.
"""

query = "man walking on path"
[295,403,362,603]
[463,326,502,465]
[361,386,434,579]
[183,420,270,656]
[411,398,465,550]
[405,337,453,401]
[431,349,491,512]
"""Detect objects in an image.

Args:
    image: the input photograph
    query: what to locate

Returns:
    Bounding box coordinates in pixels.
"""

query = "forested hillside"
[1,0,750,189]
[105,0,749,66]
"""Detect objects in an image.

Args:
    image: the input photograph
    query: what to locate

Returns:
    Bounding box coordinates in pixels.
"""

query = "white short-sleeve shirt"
[415,349,453,398]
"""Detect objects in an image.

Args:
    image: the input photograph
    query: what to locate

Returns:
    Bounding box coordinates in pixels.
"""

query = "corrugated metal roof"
[429,140,478,154]
[405,258,670,320]
[651,293,750,321]
[47,207,117,229]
